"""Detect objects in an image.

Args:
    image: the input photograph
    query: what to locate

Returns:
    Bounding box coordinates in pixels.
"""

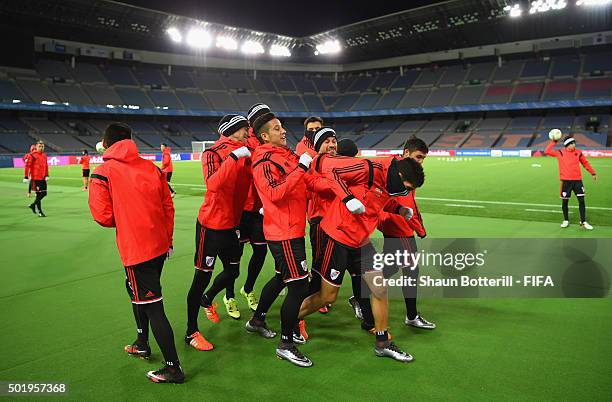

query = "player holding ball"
[545,129,597,230]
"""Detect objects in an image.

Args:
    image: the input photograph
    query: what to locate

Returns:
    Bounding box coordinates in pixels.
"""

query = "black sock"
[168,183,175,194]
[132,303,149,342]
[253,273,285,321]
[186,269,212,335]
[243,244,267,293]
[376,330,388,344]
[204,259,239,303]
[143,301,179,364]
[577,196,586,222]
[280,279,309,344]
[402,266,418,320]
[225,242,243,299]
[562,199,569,221]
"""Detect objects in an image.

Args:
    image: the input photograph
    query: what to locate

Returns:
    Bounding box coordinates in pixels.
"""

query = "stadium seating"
[452,85,485,105]
[578,78,611,99]
[116,87,154,108]
[0,80,28,102]
[165,70,197,89]
[465,62,495,82]
[550,56,580,78]
[511,82,544,102]
[495,132,534,148]
[461,132,501,148]
[103,65,138,86]
[424,87,456,107]
[413,68,443,87]
[482,85,513,103]
[543,79,577,100]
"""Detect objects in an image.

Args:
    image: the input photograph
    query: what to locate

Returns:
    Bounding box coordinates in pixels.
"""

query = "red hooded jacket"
[544,141,596,180]
[29,150,49,181]
[252,143,309,241]
[296,135,317,158]
[378,189,426,238]
[23,145,36,178]
[243,131,263,212]
[88,139,174,267]
[198,135,252,230]
[315,155,408,248]
[161,147,173,173]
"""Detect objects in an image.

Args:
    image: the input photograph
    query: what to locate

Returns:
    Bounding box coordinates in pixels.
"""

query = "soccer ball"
[95,141,106,154]
[548,129,562,141]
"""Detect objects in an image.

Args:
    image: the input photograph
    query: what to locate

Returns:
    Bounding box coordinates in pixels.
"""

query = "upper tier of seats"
[1,49,610,113]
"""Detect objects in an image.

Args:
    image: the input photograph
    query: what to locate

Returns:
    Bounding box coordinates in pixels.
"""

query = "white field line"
[2,174,610,212]
[418,196,612,211]
[524,208,563,213]
[444,203,485,208]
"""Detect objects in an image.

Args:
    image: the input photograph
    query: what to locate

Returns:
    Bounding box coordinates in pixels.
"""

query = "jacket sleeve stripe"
[91,173,108,182]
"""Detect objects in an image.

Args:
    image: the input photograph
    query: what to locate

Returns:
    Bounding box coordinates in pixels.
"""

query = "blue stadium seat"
[543,79,577,100]
[350,94,380,111]
[134,67,167,87]
[103,65,138,86]
[303,94,325,112]
[165,70,196,89]
[274,77,297,92]
[578,78,611,99]
[452,85,484,105]
[496,132,534,148]
[550,56,580,78]
[348,76,375,92]
[0,132,37,152]
[51,84,93,105]
[333,94,359,111]
[371,73,398,90]
[375,91,404,109]
[424,87,456,107]
[283,95,307,111]
[521,60,550,78]
[398,89,430,108]
[511,82,544,102]
[510,116,541,129]
[148,90,183,109]
[17,79,60,103]
[541,115,574,130]
[413,69,443,87]
[193,73,226,91]
[235,93,262,110]
[0,79,30,102]
[176,91,211,110]
[312,76,336,92]
[116,87,154,108]
[224,74,253,91]
[72,63,108,83]
[582,50,612,73]
[259,93,287,111]
[390,70,419,89]
[462,132,501,148]
[36,59,71,79]
[204,91,239,111]
[438,66,467,85]
[465,62,495,82]
[492,61,524,82]
[292,76,317,93]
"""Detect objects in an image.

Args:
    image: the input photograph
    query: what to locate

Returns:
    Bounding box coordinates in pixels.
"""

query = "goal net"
[191,141,216,155]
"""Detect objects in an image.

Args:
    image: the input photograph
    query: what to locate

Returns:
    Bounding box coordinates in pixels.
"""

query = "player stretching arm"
[544,136,597,230]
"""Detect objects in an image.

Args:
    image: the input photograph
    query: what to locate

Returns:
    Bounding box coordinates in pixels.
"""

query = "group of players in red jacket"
[81,107,598,383]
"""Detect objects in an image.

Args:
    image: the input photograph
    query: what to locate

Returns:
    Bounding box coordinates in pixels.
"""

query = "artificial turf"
[0,157,610,400]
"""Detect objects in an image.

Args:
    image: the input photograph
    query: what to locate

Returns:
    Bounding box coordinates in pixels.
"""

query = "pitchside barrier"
[5,148,612,168]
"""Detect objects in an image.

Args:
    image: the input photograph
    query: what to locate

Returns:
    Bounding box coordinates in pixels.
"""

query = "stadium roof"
[1,0,612,64]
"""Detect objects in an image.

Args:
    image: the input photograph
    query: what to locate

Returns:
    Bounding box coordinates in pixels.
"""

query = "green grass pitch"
[0,156,610,400]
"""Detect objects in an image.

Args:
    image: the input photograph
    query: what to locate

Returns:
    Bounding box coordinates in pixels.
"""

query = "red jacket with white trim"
[161,147,173,173]
[252,143,309,241]
[88,139,174,266]
[378,189,426,238]
[198,135,252,230]
[243,131,263,212]
[296,135,317,158]
[544,141,596,180]
[314,155,408,248]
[29,150,49,180]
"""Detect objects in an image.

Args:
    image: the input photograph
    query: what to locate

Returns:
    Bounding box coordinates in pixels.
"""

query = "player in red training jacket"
[544,136,597,230]
[222,104,271,320]
[79,149,91,191]
[160,143,176,197]
[27,141,49,217]
[377,136,435,330]
[88,122,183,384]
[244,112,358,368]
[299,153,424,363]
[295,116,323,158]
[23,144,36,197]
[185,114,252,351]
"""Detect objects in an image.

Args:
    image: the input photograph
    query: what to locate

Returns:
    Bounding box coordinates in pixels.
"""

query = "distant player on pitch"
[79,149,91,191]
[545,134,597,230]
